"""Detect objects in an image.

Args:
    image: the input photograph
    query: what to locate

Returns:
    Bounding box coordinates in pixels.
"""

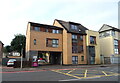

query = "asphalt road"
[2,65,120,82]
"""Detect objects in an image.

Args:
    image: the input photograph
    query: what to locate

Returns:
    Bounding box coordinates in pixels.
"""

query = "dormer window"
[71,24,78,30]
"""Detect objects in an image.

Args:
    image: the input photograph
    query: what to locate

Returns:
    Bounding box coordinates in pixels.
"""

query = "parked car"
[38,59,46,63]
[7,59,16,67]
[37,58,48,65]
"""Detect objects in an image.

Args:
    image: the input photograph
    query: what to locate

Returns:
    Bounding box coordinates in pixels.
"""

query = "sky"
[0,0,119,46]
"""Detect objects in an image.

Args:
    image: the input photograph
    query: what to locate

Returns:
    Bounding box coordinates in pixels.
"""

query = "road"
[2,65,120,82]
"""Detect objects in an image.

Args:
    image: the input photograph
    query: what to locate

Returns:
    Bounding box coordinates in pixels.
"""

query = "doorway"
[49,52,62,65]
[89,46,95,64]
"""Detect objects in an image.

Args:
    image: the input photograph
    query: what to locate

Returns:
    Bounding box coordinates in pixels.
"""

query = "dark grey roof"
[0,41,4,45]
[55,19,88,35]
[99,24,120,32]
[29,22,63,30]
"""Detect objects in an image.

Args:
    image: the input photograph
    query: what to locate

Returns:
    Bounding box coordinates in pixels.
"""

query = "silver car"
[7,59,16,67]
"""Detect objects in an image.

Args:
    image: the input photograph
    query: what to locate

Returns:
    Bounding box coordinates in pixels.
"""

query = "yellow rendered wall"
[100,37,114,57]
[86,30,100,64]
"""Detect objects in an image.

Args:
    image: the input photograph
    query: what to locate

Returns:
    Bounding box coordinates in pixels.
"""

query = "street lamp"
[20,44,23,69]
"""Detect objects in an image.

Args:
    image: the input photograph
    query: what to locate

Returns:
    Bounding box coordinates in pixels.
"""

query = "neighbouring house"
[0,41,4,64]
[86,30,100,64]
[99,24,120,64]
[26,19,101,65]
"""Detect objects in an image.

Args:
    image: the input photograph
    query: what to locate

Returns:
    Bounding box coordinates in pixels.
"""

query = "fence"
[14,61,32,68]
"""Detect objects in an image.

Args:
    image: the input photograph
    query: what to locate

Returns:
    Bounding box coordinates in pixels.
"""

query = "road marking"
[1,70,47,73]
[73,74,83,75]
[59,76,101,81]
[102,71,108,76]
[52,70,81,79]
[84,69,87,78]
[52,69,120,80]
[66,69,76,74]
[59,74,120,81]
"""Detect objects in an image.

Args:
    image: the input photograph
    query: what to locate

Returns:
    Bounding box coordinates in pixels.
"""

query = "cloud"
[0,0,119,45]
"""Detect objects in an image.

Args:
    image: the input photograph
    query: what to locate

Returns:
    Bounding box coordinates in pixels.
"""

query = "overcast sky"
[0,0,119,46]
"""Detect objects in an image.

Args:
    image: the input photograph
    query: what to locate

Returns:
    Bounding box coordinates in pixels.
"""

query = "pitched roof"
[0,41,4,45]
[55,19,88,35]
[29,22,63,30]
[99,24,120,32]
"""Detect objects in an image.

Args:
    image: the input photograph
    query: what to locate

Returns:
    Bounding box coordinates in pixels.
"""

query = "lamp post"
[20,44,23,69]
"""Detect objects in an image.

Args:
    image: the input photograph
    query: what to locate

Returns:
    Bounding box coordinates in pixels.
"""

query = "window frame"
[71,24,78,30]
[81,56,84,61]
[72,34,77,39]
[34,27,40,31]
[114,39,119,54]
[90,36,96,44]
[52,29,59,34]
[34,39,36,45]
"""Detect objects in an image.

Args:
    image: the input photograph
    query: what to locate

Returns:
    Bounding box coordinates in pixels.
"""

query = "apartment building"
[99,24,120,64]
[53,19,88,65]
[26,22,63,65]
[26,20,101,65]
[86,30,100,64]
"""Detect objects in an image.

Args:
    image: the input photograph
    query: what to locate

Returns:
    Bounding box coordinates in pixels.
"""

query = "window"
[114,39,119,54]
[112,31,115,36]
[52,39,59,47]
[81,56,84,61]
[34,39,36,45]
[46,38,58,48]
[46,29,49,32]
[80,35,83,41]
[90,36,96,44]
[52,29,59,34]
[78,45,83,53]
[72,34,77,39]
[34,27,40,31]
[72,46,78,53]
[71,24,78,30]
[72,56,78,64]
[114,39,118,45]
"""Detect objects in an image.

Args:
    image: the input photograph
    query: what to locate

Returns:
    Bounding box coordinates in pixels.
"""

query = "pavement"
[1,64,119,72]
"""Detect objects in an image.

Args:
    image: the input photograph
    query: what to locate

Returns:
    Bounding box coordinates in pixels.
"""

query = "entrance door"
[49,52,61,65]
[90,57,95,64]
[89,46,95,64]
[72,56,78,64]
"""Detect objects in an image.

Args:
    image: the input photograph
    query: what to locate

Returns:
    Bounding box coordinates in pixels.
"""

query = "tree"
[3,45,12,53]
[10,34,26,57]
